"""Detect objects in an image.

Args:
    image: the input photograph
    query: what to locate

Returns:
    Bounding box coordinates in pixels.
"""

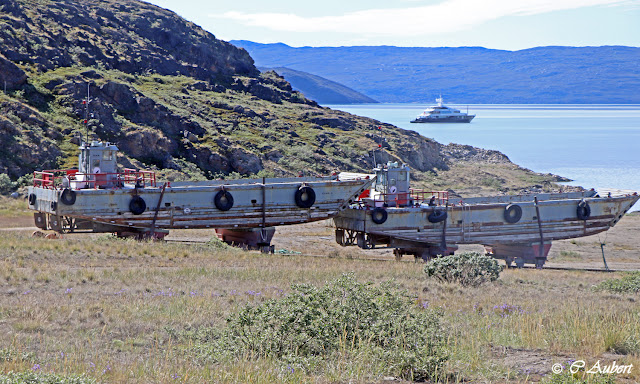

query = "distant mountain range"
[258,67,377,104]
[232,41,640,104]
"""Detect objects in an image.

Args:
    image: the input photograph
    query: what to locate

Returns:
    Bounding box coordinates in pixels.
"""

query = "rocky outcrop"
[229,148,263,175]
[119,128,175,166]
[0,0,258,82]
[0,100,61,178]
[442,143,511,164]
[393,133,448,172]
[0,54,27,90]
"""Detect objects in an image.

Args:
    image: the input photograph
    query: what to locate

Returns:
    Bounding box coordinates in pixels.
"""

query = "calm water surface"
[327,104,640,210]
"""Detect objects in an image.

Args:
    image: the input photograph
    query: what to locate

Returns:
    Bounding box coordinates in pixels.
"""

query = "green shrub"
[424,252,503,287]
[0,371,96,384]
[595,272,640,294]
[0,173,15,195]
[193,273,448,381]
[0,348,33,362]
[541,370,616,384]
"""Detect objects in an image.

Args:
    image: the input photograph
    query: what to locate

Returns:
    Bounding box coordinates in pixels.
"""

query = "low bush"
[424,251,503,287]
[0,174,14,195]
[0,371,96,384]
[595,271,640,294]
[192,273,448,381]
[541,370,616,384]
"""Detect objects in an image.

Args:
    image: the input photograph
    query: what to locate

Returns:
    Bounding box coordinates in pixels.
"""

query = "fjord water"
[327,104,640,210]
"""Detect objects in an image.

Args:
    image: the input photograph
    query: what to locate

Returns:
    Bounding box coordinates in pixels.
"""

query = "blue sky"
[145,0,640,50]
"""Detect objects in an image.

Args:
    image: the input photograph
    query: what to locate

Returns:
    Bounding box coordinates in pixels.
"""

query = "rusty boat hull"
[29,176,374,236]
[333,190,639,267]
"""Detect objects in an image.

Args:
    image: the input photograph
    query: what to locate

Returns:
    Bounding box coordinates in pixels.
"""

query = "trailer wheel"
[129,196,147,215]
[503,204,522,223]
[428,210,447,223]
[214,190,234,211]
[577,200,591,220]
[60,188,76,205]
[371,207,387,224]
[294,186,316,208]
[33,213,47,229]
[28,193,37,206]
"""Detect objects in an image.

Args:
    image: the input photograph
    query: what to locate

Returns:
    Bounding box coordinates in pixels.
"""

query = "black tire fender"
[214,190,234,211]
[428,210,448,223]
[577,200,591,220]
[60,188,76,205]
[129,196,147,215]
[28,193,37,206]
[371,207,388,224]
[504,204,522,223]
[294,186,316,208]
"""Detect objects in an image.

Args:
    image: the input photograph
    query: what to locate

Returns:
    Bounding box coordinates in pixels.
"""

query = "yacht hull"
[410,115,475,123]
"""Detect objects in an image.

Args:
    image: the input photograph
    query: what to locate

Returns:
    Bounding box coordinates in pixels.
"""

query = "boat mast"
[83,83,92,173]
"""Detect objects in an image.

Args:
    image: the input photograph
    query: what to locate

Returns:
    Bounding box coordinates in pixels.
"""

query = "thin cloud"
[213,0,628,36]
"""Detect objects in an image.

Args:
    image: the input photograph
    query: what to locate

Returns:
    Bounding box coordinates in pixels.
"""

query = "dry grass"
[1,215,639,383]
[0,196,33,228]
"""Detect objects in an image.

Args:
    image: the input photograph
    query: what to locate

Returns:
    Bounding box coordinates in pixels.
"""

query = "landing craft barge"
[333,163,639,267]
[27,141,374,248]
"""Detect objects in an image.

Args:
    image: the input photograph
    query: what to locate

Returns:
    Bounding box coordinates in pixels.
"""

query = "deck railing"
[370,189,448,207]
[33,169,156,189]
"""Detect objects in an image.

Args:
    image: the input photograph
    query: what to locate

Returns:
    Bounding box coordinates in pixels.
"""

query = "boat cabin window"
[102,150,113,161]
[375,171,387,192]
[398,171,407,181]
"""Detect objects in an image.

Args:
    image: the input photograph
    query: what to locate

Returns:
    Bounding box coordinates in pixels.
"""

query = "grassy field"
[0,197,639,383]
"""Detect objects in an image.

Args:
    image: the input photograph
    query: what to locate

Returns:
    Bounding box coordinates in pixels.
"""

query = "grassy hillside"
[0,0,559,197]
[232,41,640,104]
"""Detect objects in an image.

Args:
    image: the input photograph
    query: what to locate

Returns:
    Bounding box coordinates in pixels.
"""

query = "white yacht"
[410,96,475,123]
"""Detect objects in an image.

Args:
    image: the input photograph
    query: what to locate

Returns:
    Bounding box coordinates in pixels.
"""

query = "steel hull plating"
[334,191,639,264]
[29,176,373,233]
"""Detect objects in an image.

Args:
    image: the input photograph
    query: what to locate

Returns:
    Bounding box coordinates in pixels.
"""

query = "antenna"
[83,83,91,144]
[375,125,383,167]
[82,83,92,175]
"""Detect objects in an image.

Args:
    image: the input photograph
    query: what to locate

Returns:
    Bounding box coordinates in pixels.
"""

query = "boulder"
[119,129,174,164]
[229,148,263,175]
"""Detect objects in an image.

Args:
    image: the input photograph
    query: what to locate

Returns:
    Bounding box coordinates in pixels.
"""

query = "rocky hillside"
[0,0,557,196]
